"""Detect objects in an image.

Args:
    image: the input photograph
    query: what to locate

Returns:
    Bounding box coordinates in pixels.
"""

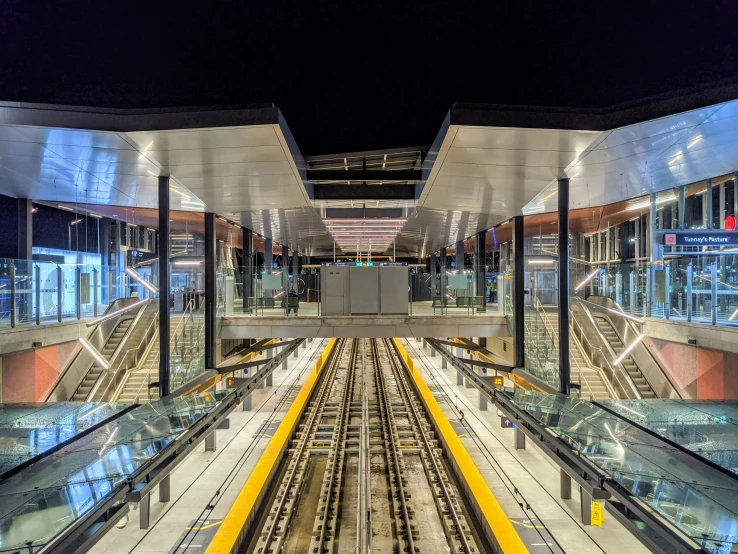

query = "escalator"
[45,298,158,402]
[71,318,133,400]
[589,313,655,398]
[571,296,680,399]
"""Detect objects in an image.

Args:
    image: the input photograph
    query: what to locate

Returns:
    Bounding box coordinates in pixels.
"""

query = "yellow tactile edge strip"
[205,337,338,554]
[393,338,530,554]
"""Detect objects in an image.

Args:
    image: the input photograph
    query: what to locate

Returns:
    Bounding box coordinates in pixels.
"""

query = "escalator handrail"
[42,297,143,402]
[579,296,682,399]
[570,298,643,399]
[82,299,155,401]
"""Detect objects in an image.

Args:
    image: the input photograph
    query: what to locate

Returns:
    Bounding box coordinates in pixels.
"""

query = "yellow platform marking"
[205,338,338,554]
[394,339,530,554]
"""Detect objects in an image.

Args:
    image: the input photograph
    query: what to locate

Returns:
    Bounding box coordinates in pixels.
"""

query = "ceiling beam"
[306,169,421,181]
[314,184,415,200]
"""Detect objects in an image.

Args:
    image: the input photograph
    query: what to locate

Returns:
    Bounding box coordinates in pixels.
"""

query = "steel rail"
[314,338,357,552]
[256,338,349,552]
[373,338,418,552]
[381,337,478,554]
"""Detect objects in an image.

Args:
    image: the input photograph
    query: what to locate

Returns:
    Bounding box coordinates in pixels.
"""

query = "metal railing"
[532,299,600,400]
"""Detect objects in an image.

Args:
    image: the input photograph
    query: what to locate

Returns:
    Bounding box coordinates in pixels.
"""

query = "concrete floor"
[88,338,329,554]
[399,338,650,554]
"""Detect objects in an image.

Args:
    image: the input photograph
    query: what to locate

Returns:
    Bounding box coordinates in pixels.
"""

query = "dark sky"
[2,1,738,155]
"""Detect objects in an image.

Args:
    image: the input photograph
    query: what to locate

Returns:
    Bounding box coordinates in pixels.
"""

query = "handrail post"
[10,263,16,328]
[57,266,63,322]
[34,265,40,325]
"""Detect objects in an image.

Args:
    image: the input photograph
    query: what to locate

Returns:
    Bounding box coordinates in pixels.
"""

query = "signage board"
[663,232,738,246]
[500,416,514,428]
[591,501,604,527]
[492,375,504,387]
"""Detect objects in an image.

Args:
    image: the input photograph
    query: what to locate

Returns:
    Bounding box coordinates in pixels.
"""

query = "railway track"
[248,338,484,554]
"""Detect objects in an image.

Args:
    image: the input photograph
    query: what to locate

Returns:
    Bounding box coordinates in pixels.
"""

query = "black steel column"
[281,244,289,293]
[430,253,438,297]
[158,176,171,397]
[440,247,447,300]
[476,230,486,307]
[558,177,571,395]
[512,216,524,368]
[18,199,32,260]
[204,212,216,369]
[242,227,253,312]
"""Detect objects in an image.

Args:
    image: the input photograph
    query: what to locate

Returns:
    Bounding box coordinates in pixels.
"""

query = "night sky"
[2,1,738,155]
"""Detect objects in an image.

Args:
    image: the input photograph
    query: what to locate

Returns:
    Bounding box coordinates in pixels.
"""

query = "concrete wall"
[0,341,76,402]
[645,337,738,399]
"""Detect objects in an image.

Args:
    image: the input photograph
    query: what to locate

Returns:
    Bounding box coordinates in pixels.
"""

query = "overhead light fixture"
[89,213,103,219]
[31,207,38,213]
[613,334,645,366]
[86,299,145,327]
[528,259,555,265]
[70,219,83,225]
[58,205,75,212]
[125,267,158,293]
[174,260,203,266]
[78,337,110,370]
[627,193,677,211]
[575,270,600,291]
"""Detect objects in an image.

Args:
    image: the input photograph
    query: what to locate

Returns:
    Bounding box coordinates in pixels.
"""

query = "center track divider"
[392,338,530,554]
[204,338,338,554]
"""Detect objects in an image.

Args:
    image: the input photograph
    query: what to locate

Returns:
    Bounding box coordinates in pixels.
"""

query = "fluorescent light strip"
[125,267,158,293]
[78,337,110,370]
[174,261,203,266]
[575,270,600,292]
[613,334,645,366]
[70,219,83,225]
[603,305,644,324]
[528,259,555,265]
[58,205,75,212]
[89,213,103,219]
[86,299,145,327]
[627,194,677,211]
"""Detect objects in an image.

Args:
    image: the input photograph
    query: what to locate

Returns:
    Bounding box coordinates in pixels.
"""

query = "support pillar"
[139,493,150,529]
[158,176,171,398]
[243,392,252,411]
[513,426,526,449]
[264,237,273,303]
[442,356,447,369]
[557,178,571,395]
[440,247,447,300]
[159,474,171,502]
[242,227,253,312]
[580,489,592,525]
[291,250,299,291]
[283,345,288,369]
[512,216,525,368]
[476,230,487,307]
[479,368,488,410]
[560,469,572,500]
[281,245,289,295]
[431,253,438,298]
[205,430,216,451]
[18,199,32,260]
[204,213,216,369]
[456,240,464,270]
[456,346,464,385]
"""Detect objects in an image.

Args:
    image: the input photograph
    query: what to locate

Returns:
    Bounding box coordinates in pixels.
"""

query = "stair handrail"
[99,314,160,402]
[568,313,619,400]
[533,299,597,400]
[570,299,642,399]
[522,305,558,387]
[81,299,153,401]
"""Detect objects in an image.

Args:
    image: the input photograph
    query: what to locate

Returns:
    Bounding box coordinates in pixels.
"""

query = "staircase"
[114,315,198,403]
[538,308,612,400]
[591,314,655,398]
[71,318,133,401]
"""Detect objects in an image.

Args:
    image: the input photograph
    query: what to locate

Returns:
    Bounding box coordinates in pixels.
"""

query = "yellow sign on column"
[591,501,604,527]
